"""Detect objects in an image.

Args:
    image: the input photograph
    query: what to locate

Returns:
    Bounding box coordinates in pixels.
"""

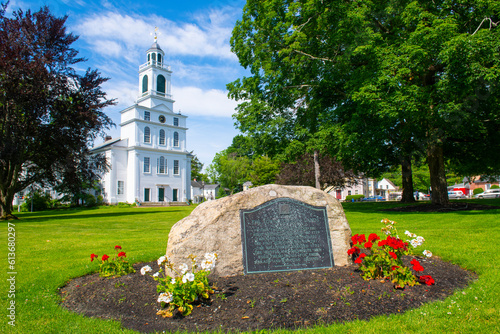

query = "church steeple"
[138,30,172,102]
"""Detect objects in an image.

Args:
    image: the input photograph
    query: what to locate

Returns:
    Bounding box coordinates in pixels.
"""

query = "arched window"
[142,75,148,93]
[159,129,165,145]
[144,126,151,143]
[147,54,150,62]
[173,132,179,147]
[157,156,166,174]
[157,54,162,64]
[152,53,156,61]
[157,75,166,95]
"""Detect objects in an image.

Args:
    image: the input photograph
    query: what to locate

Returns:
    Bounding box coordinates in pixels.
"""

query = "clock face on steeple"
[158,115,166,123]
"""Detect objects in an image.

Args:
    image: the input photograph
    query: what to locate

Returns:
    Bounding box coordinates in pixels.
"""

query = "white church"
[92,40,192,204]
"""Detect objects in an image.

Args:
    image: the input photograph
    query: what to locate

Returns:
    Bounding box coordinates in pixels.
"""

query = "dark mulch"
[60,256,476,333]
[383,202,500,212]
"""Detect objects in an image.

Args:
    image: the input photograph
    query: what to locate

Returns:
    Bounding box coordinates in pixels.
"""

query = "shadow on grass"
[2,207,187,224]
[342,199,500,215]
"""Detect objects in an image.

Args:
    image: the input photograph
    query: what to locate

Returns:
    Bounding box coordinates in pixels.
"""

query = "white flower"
[179,263,189,274]
[157,256,166,266]
[423,250,432,257]
[140,265,152,275]
[410,239,420,248]
[182,272,195,283]
[201,259,215,271]
[171,278,176,284]
[153,272,160,277]
[204,252,218,262]
[405,230,412,237]
[158,292,173,304]
[417,236,425,243]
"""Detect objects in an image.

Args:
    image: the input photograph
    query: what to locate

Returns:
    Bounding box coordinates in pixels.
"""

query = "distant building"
[92,39,191,204]
[190,181,220,203]
[326,177,399,201]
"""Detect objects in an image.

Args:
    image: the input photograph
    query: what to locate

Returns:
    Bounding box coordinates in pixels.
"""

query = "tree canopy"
[228,0,500,206]
[0,5,115,218]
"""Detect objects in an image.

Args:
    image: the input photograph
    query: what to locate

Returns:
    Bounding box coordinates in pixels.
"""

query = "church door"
[173,189,178,202]
[158,188,165,202]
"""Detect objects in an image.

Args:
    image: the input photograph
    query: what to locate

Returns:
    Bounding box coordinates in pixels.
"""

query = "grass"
[1,199,499,333]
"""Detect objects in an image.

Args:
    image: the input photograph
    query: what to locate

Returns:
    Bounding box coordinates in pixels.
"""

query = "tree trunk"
[0,190,18,220]
[427,143,450,206]
[313,150,321,189]
[400,156,416,203]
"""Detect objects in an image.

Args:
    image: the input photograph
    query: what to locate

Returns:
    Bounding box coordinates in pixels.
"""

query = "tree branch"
[293,50,334,62]
[472,17,499,35]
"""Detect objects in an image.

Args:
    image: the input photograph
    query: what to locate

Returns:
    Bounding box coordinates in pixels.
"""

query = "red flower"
[102,254,110,261]
[354,257,363,264]
[359,253,367,258]
[358,234,366,244]
[115,245,122,250]
[389,251,397,260]
[368,233,380,242]
[117,251,126,257]
[378,240,387,247]
[419,275,435,285]
[90,253,98,262]
[347,247,360,255]
[351,234,359,245]
[391,266,399,271]
[364,241,373,249]
[411,259,424,272]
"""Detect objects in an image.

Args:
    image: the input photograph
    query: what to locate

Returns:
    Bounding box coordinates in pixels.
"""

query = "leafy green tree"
[248,155,280,186]
[190,152,207,182]
[207,151,250,194]
[229,0,500,206]
[0,6,115,219]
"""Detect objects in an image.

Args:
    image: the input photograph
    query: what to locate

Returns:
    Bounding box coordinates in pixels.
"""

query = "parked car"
[417,192,430,200]
[363,195,386,202]
[448,190,466,199]
[474,189,500,199]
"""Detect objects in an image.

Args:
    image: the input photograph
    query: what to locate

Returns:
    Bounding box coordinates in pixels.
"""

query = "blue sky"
[7,0,248,170]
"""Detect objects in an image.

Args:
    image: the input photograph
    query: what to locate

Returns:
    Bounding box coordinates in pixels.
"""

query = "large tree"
[229,0,500,206]
[0,6,115,219]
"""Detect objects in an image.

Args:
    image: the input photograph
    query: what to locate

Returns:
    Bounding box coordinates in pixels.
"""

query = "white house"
[92,40,191,204]
[326,177,399,201]
[377,178,398,199]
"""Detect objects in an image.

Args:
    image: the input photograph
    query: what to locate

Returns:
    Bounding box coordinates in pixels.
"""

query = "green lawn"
[1,200,499,333]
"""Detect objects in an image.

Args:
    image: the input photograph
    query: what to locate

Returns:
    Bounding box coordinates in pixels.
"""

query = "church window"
[152,53,156,61]
[173,132,179,147]
[174,160,179,175]
[159,129,165,145]
[157,75,166,95]
[142,75,148,93]
[144,111,150,121]
[148,54,150,62]
[157,156,167,174]
[144,188,150,202]
[173,117,179,126]
[117,181,124,195]
[144,126,151,143]
[158,53,162,64]
[144,157,150,173]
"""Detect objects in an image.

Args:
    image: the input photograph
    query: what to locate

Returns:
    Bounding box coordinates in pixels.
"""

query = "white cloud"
[173,86,237,118]
[73,9,236,61]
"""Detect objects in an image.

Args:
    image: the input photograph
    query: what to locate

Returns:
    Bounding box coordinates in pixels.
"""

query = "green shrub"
[85,194,97,207]
[345,194,365,201]
[491,184,499,189]
[21,190,52,212]
[473,188,484,195]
